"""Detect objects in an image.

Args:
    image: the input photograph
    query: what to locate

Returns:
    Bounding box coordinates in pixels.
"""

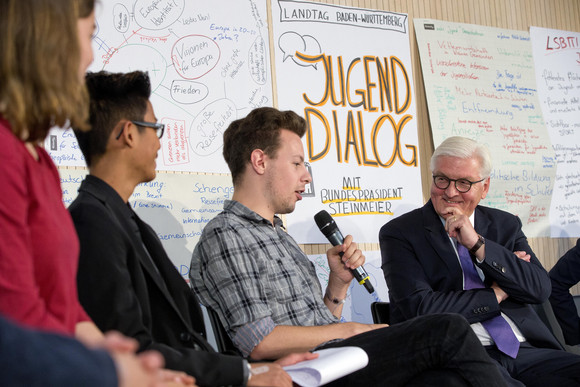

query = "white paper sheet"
[284,346,369,386]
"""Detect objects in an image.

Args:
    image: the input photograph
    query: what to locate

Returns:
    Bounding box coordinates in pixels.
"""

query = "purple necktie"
[457,243,520,358]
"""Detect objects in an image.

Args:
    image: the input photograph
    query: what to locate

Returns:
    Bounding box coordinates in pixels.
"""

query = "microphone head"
[314,210,338,238]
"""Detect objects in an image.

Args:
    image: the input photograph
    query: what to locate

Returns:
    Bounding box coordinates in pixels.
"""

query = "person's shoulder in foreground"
[0,313,179,387]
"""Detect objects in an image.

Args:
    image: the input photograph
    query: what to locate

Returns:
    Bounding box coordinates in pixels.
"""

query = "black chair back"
[207,307,241,355]
[370,301,391,324]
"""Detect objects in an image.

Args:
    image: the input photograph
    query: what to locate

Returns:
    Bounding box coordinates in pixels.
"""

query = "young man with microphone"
[191,107,509,386]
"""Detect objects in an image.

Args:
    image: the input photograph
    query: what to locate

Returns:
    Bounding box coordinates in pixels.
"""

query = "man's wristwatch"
[469,234,485,255]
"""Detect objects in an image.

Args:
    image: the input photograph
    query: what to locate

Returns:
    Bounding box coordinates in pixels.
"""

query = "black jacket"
[70,175,243,387]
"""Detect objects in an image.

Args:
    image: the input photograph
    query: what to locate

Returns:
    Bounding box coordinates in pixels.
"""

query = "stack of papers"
[283,346,369,387]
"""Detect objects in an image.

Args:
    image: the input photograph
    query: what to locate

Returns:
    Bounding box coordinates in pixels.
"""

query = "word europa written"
[298,53,417,168]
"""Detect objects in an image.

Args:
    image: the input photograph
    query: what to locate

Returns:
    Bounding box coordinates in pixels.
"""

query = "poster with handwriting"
[414,19,556,237]
[46,0,271,173]
[60,168,233,279]
[272,0,423,243]
[530,27,580,237]
[308,251,388,324]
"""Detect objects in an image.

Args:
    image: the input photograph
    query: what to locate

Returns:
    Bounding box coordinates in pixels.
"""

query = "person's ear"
[480,177,490,199]
[116,121,137,148]
[108,121,127,147]
[250,149,267,175]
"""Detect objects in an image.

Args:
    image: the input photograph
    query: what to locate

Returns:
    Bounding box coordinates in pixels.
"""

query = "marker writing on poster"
[322,176,402,216]
[298,53,417,169]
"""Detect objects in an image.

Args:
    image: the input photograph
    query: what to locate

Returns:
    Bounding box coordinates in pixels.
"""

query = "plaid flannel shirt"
[191,200,337,356]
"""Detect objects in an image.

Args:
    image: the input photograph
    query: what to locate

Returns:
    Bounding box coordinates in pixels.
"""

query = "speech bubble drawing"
[170,80,209,104]
[279,32,305,62]
[189,99,236,157]
[249,35,268,85]
[113,4,130,33]
[278,31,322,68]
[172,35,221,80]
[133,0,185,31]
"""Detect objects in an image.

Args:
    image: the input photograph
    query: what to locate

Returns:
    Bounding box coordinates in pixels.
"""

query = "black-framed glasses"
[132,120,164,139]
[432,175,485,193]
[115,120,165,140]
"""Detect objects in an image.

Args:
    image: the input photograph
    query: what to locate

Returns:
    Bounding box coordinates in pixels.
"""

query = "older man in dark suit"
[380,136,580,386]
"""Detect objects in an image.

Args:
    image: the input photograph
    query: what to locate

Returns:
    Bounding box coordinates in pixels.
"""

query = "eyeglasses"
[432,175,485,193]
[132,120,165,139]
[115,120,165,140]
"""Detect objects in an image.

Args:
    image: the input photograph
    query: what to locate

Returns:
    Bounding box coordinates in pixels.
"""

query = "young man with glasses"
[69,71,314,386]
[380,136,580,386]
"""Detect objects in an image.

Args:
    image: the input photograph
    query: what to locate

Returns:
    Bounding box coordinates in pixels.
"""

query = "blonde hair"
[0,0,93,142]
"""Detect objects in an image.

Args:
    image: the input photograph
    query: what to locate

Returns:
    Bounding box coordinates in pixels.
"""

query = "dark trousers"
[322,313,508,387]
[486,341,580,387]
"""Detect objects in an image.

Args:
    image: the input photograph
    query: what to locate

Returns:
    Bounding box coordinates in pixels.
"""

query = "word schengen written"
[299,53,417,169]
[322,176,402,216]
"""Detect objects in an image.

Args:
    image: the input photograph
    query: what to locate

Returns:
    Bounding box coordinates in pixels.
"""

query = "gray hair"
[430,136,492,179]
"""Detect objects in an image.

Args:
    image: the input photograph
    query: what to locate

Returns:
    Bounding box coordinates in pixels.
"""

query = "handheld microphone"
[314,210,374,294]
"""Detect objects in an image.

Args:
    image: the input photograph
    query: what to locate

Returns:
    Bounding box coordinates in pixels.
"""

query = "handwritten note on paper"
[47,0,272,173]
[531,27,580,237]
[272,0,423,244]
[59,168,233,279]
[414,19,556,237]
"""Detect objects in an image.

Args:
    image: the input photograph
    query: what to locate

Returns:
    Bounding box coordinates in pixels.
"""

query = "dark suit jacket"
[379,200,561,350]
[69,175,243,387]
[0,314,116,386]
[549,238,580,345]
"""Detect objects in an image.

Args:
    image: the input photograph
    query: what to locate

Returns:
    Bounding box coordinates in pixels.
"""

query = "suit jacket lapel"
[422,200,463,275]
[113,206,174,302]
[113,206,211,350]
[80,178,197,334]
[135,221,212,350]
[474,206,492,236]
[132,214,200,333]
